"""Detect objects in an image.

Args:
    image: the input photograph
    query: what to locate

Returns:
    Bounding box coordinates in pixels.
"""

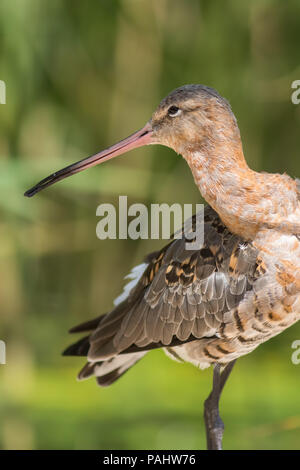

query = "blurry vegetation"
[0,0,300,449]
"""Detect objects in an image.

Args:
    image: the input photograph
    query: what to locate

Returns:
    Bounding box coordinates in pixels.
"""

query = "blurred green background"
[0,0,300,450]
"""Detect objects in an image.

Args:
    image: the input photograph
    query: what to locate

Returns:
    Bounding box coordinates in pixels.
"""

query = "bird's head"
[150,84,240,156]
[24,84,240,197]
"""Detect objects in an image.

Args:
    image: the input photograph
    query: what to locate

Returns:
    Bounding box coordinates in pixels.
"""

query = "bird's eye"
[167,105,181,117]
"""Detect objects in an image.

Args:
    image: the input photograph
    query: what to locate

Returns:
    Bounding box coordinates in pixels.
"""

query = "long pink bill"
[24,122,153,197]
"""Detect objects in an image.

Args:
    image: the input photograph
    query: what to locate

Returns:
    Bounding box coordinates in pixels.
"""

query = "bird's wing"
[83,206,258,361]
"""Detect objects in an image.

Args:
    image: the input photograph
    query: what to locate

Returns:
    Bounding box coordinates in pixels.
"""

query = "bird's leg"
[204,360,236,450]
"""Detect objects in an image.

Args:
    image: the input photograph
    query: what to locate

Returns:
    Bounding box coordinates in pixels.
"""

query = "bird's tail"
[79,352,146,387]
[62,314,147,386]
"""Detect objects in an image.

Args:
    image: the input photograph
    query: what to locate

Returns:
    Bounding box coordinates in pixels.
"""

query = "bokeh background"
[0,0,300,450]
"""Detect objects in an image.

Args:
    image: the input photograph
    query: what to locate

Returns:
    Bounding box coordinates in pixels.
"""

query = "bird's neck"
[184,142,299,241]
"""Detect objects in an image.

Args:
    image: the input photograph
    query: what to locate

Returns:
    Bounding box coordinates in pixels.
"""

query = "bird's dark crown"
[150,84,237,152]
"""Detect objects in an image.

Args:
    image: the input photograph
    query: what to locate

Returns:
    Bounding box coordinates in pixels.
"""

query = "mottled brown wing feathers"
[78,206,258,361]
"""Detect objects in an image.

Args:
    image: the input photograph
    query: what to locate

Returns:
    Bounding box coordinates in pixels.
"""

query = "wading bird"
[25,85,300,449]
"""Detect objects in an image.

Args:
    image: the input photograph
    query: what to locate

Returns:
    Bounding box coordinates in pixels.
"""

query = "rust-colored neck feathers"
[181,109,299,241]
[151,85,300,241]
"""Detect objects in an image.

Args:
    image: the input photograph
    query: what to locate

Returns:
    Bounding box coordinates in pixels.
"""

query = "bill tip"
[24,188,38,197]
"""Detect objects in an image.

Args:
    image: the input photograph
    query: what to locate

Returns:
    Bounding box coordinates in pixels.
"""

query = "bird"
[24,84,300,449]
